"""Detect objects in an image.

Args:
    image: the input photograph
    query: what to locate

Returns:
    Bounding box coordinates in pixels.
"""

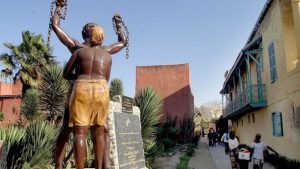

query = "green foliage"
[0,111,4,121]
[200,119,208,129]
[39,65,69,123]
[109,78,124,99]
[157,115,179,152]
[186,143,196,157]
[176,154,190,169]
[0,121,58,169]
[22,120,58,168]
[210,117,218,124]
[0,126,26,168]
[21,89,41,121]
[0,31,56,90]
[134,87,163,166]
[180,117,195,144]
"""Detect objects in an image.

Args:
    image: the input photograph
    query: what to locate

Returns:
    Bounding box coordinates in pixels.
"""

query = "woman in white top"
[228,131,240,169]
[251,134,277,169]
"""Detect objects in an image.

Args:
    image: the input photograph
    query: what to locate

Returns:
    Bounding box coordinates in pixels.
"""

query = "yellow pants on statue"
[69,79,109,127]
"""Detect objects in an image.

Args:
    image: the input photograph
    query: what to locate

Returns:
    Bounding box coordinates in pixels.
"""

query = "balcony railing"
[223,84,267,117]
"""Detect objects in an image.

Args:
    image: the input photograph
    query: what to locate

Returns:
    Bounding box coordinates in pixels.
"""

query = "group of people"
[207,129,219,146]
[220,131,277,169]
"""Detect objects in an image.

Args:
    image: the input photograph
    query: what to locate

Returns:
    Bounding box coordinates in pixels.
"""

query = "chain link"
[47,0,68,45]
[112,16,130,59]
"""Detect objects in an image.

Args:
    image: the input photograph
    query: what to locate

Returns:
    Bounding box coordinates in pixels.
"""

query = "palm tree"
[134,87,163,167]
[109,78,124,99]
[0,31,56,92]
[39,65,69,123]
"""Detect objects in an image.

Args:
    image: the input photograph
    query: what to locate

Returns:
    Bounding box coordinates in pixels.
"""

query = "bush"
[176,154,190,169]
[157,115,179,152]
[21,89,41,121]
[0,121,58,169]
[134,87,163,167]
[180,117,195,144]
[0,126,26,168]
[186,143,196,157]
[39,65,69,123]
[265,154,300,169]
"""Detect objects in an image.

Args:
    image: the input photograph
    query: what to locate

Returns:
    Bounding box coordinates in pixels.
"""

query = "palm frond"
[39,65,69,123]
[22,120,58,168]
[0,31,57,91]
[134,87,163,156]
[0,53,17,69]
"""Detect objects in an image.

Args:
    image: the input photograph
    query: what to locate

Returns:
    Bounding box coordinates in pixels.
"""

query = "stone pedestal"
[107,96,147,169]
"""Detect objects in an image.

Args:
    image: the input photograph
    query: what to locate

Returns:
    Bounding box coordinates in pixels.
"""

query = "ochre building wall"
[230,0,300,160]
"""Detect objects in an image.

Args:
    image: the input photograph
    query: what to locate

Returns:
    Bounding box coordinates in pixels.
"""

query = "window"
[272,112,283,136]
[252,114,255,123]
[248,115,251,123]
[237,121,239,127]
[268,42,278,83]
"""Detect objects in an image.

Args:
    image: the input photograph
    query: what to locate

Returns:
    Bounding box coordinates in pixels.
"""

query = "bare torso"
[76,47,112,80]
[64,46,112,81]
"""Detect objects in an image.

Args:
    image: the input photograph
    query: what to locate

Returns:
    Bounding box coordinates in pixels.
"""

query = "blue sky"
[0,0,266,106]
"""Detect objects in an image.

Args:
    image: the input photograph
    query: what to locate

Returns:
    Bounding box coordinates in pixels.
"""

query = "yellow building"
[220,0,300,160]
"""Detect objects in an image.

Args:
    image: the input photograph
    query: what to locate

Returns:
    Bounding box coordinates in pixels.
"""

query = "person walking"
[228,131,240,169]
[212,130,218,146]
[208,129,214,146]
[221,131,230,154]
[250,134,277,169]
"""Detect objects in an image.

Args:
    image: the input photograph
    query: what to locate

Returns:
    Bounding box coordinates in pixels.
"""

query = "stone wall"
[136,63,194,127]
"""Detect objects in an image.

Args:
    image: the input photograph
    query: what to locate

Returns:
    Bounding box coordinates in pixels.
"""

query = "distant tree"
[109,78,124,99]
[201,100,222,119]
[0,31,56,92]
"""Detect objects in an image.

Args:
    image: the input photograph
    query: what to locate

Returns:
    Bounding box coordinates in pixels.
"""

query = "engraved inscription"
[114,112,146,169]
[122,96,133,114]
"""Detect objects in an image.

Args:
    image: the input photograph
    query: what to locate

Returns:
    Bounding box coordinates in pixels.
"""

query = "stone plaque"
[122,96,133,114]
[114,112,146,169]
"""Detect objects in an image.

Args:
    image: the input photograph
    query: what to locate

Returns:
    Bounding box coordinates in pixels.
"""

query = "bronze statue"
[50,0,128,169]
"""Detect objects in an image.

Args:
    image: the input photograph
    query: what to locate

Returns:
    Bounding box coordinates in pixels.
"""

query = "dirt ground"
[152,150,184,169]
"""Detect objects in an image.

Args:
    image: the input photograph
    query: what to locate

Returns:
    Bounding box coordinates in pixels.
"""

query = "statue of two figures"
[49,0,129,169]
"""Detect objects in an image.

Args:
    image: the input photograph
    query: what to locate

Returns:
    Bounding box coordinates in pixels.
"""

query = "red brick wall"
[0,98,22,126]
[0,80,23,126]
[136,64,194,127]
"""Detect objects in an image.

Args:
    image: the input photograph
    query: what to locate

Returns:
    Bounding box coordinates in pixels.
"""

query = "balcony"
[223,84,267,117]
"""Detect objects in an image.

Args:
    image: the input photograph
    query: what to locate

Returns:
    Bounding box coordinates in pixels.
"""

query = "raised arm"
[106,14,128,55]
[63,50,78,80]
[52,0,80,53]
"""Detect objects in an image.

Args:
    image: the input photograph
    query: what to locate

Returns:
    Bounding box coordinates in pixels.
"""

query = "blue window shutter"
[268,42,278,83]
[272,112,283,137]
[272,113,276,136]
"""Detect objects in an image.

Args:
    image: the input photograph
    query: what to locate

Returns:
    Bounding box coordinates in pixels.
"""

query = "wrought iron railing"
[223,84,267,117]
